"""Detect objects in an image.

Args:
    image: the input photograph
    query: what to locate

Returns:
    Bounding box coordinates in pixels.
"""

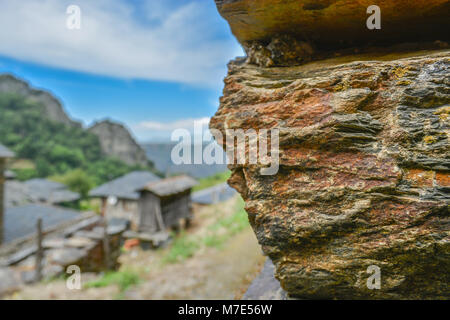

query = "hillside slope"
[0,74,80,128]
[0,74,156,185]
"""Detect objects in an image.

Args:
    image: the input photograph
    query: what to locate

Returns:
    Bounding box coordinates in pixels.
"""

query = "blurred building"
[138,175,198,233]
[89,171,161,229]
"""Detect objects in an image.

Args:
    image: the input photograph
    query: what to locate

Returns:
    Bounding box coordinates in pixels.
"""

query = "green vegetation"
[0,93,156,194]
[192,171,231,192]
[84,270,141,292]
[162,232,201,264]
[51,169,94,198]
[203,198,249,249]
[162,197,249,264]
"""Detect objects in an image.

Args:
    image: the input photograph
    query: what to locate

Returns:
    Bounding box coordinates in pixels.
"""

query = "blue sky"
[0,0,243,142]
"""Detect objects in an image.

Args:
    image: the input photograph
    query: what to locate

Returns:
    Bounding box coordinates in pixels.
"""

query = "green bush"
[14,168,38,181]
[162,232,200,264]
[51,169,95,198]
[84,270,141,292]
[162,197,250,263]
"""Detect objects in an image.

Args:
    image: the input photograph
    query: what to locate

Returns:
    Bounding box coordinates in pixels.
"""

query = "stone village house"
[89,172,198,233]
[0,144,125,295]
[138,175,198,233]
[0,145,83,245]
[89,171,161,229]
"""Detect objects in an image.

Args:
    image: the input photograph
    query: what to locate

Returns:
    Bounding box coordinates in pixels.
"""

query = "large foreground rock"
[216,0,450,66]
[210,49,449,299]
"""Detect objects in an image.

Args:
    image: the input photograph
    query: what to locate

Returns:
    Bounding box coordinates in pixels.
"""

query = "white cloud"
[134,117,211,142]
[0,0,243,87]
[137,117,210,131]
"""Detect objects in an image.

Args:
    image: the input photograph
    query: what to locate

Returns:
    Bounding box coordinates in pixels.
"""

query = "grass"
[79,199,101,213]
[162,197,250,263]
[162,232,200,264]
[193,171,231,192]
[204,202,249,247]
[84,270,141,292]
[161,169,234,262]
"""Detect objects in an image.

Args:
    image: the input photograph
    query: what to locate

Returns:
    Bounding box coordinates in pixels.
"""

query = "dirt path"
[128,227,265,300]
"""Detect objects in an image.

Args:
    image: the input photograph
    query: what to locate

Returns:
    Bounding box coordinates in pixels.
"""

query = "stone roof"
[3,204,81,244]
[140,175,198,197]
[23,179,80,204]
[4,181,33,208]
[0,144,14,158]
[89,171,161,200]
[192,183,237,204]
[4,179,80,207]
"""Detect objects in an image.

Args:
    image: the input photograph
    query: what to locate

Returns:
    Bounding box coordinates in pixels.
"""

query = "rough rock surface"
[0,74,81,127]
[215,0,450,66]
[210,49,450,299]
[88,120,149,166]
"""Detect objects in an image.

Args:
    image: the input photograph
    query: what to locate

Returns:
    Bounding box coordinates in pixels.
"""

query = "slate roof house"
[3,204,81,244]
[138,175,198,233]
[23,179,81,205]
[0,144,14,245]
[4,181,33,208]
[0,146,83,247]
[89,171,161,229]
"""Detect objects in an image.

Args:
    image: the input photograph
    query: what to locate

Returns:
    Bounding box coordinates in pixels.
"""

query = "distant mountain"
[143,143,228,179]
[0,74,80,128]
[0,73,157,184]
[88,120,148,167]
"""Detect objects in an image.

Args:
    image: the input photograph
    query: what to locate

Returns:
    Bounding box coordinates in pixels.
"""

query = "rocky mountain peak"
[0,73,149,168]
[88,120,148,167]
[0,74,81,128]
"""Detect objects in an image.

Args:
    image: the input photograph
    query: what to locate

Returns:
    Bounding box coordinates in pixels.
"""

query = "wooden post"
[154,201,165,232]
[102,218,111,270]
[100,197,107,217]
[35,218,43,282]
[186,197,193,229]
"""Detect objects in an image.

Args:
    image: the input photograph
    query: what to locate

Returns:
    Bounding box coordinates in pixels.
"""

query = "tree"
[51,169,94,199]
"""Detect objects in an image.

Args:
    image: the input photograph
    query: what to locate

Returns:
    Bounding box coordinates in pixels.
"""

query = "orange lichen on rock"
[436,172,450,187]
[404,169,435,188]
